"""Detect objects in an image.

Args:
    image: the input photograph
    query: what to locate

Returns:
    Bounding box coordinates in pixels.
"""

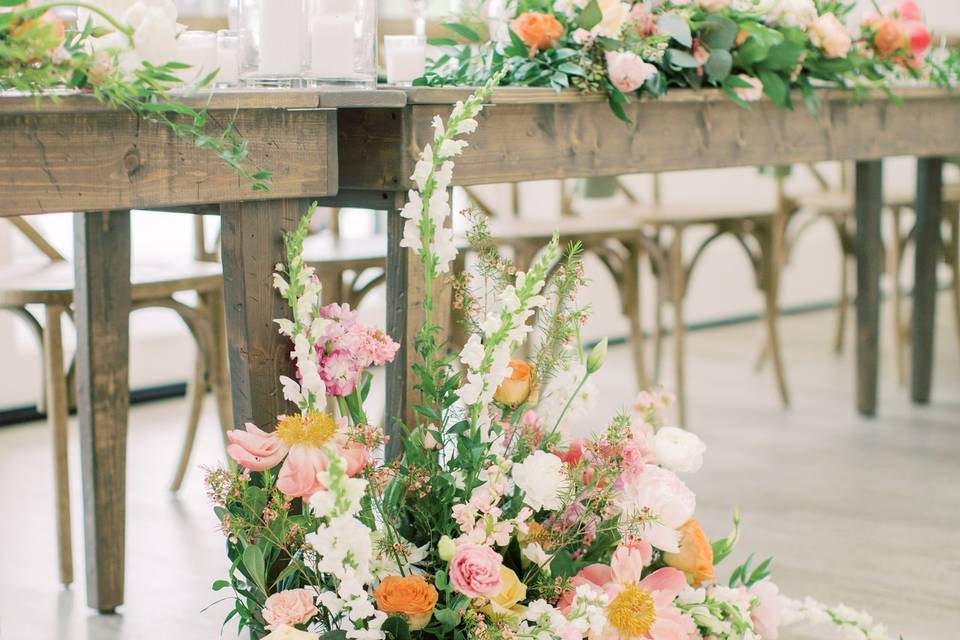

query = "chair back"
[5,216,67,263]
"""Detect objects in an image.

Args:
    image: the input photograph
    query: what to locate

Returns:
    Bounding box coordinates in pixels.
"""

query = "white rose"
[767,0,816,28]
[653,426,706,473]
[699,0,730,10]
[263,625,320,640]
[512,450,568,511]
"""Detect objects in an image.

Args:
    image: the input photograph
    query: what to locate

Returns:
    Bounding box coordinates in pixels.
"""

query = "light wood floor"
[1,301,958,640]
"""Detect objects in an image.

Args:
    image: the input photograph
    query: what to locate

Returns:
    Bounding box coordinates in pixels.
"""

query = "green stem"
[547,371,591,439]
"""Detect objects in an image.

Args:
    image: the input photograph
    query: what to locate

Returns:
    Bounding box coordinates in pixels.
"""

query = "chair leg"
[652,257,665,385]
[889,207,907,386]
[758,219,791,407]
[43,304,72,586]
[624,241,649,389]
[948,212,960,356]
[170,354,206,492]
[667,231,687,427]
[833,221,851,355]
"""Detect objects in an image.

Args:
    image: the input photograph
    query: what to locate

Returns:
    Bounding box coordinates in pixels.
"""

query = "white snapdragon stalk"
[457,236,557,438]
[272,204,329,415]
[306,452,386,640]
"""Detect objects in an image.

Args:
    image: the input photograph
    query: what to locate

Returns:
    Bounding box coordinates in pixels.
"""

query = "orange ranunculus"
[662,518,716,587]
[494,359,538,407]
[373,575,439,630]
[510,11,564,56]
[869,16,909,58]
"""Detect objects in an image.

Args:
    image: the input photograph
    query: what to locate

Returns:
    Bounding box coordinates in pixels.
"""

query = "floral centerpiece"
[419,0,956,121]
[207,77,896,640]
[1,0,270,189]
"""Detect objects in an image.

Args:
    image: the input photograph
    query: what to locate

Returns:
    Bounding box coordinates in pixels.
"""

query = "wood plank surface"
[341,90,960,189]
[0,107,337,216]
[73,210,131,612]
[220,199,307,429]
[854,161,883,417]
[911,156,944,403]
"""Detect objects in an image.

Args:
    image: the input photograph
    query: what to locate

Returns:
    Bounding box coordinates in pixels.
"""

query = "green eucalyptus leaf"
[701,15,738,50]
[764,41,804,71]
[758,69,788,106]
[557,62,586,77]
[667,48,701,69]
[704,49,733,82]
[240,544,267,595]
[579,0,602,30]
[658,13,692,48]
[382,616,412,640]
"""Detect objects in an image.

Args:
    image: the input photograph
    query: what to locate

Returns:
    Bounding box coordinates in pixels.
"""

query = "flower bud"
[586,337,608,374]
[438,535,456,562]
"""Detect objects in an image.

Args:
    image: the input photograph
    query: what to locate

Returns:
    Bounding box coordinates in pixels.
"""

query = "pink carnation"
[313,303,399,396]
[448,543,503,598]
[262,588,318,630]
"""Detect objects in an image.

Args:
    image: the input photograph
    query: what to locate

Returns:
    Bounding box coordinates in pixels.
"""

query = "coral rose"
[494,359,536,407]
[662,518,716,586]
[262,589,318,630]
[373,575,439,630]
[448,543,503,598]
[871,17,909,58]
[511,11,564,55]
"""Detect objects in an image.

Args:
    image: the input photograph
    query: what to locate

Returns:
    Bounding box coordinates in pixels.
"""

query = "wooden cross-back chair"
[787,162,960,384]
[0,211,231,587]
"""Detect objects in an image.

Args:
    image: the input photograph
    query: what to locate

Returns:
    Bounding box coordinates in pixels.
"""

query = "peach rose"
[662,518,716,587]
[373,575,439,630]
[494,359,537,407]
[448,543,503,598]
[262,589,318,630]
[809,12,851,59]
[511,11,565,55]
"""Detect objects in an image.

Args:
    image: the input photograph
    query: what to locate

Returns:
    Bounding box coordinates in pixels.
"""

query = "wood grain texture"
[73,210,131,612]
[43,303,72,587]
[0,107,337,216]
[855,161,883,417]
[911,157,944,404]
[340,91,960,189]
[220,199,306,429]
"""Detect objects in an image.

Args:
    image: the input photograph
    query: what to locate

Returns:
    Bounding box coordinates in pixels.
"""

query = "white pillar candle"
[311,13,355,78]
[384,35,426,85]
[175,31,218,83]
[259,0,305,75]
[216,47,240,84]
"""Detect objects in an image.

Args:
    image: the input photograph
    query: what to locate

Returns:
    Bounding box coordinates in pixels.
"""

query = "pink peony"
[448,543,503,598]
[749,579,783,639]
[615,464,696,553]
[262,588,318,630]
[610,541,654,584]
[226,414,368,499]
[605,50,657,93]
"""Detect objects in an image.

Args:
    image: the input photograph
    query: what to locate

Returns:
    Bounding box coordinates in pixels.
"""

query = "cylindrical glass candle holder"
[307,0,376,87]
[384,35,426,85]
[175,30,218,85]
[238,0,310,86]
[216,30,241,86]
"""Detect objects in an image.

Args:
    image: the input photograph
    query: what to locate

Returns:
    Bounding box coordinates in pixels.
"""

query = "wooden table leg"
[854,161,883,416]
[220,199,305,428]
[73,210,131,612]
[911,157,944,403]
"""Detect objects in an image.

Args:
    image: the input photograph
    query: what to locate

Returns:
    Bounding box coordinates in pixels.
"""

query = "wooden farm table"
[322,85,960,441]
[0,87,404,612]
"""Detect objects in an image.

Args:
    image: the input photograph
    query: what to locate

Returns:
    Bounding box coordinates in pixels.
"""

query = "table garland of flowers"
[418,0,958,121]
[0,0,270,190]
[206,76,897,640]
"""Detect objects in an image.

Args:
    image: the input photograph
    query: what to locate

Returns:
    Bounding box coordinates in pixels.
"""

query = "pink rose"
[895,0,921,21]
[734,74,764,102]
[604,50,657,93]
[749,579,783,639]
[262,589,318,630]
[448,543,503,598]
[810,12,851,59]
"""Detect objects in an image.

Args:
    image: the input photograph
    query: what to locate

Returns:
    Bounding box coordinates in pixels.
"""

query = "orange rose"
[494,359,539,407]
[511,11,564,56]
[869,16,909,58]
[373,575,439,630]
[662,518,716,587]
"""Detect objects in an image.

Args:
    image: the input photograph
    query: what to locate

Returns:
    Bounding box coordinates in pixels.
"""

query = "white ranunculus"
[653,426,706,473]
[512,450,568,511]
